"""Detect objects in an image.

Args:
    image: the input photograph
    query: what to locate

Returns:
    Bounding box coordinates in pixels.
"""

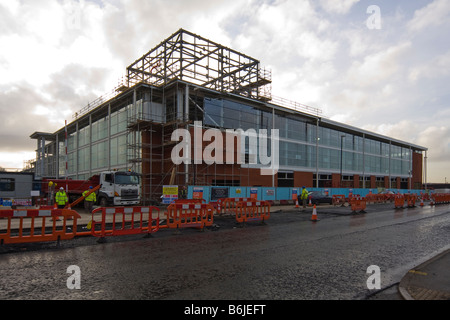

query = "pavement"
[398,248,450,300]
[1,202,449,300]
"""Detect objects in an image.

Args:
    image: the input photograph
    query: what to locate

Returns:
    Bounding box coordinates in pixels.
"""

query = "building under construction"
[31,29,428,204]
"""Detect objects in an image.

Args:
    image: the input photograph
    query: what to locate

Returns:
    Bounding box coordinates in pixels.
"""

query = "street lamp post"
[340,135,345,188]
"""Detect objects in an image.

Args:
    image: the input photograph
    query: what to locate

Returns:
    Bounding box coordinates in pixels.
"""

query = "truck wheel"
[99,197,108,207]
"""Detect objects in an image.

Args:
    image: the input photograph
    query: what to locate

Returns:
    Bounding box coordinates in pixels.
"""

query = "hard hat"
[89,186,93,189]
[60,187,64,190]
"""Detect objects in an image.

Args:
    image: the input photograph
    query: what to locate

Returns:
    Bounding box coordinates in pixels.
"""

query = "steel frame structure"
[126,28,272,101]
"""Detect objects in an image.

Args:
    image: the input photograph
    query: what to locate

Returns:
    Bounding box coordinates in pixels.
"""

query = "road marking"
[409,270,428,276]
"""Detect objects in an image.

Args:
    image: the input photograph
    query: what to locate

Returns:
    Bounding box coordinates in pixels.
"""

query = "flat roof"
[44,79,427,153]
[321,118,428,151]
[30,132,56,141]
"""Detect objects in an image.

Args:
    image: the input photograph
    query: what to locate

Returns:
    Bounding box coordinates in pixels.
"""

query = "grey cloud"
[43,63,111,113]
[0,83,54,152]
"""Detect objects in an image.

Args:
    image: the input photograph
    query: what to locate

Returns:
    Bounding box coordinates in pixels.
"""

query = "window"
[78,147,90,172]
[110,135,127,166]
[104,174,113,183]
[91,141,108,169]
[213,180,240,186]
[115,173,139,185]
[0,178,15,192]
[278,172,294,187]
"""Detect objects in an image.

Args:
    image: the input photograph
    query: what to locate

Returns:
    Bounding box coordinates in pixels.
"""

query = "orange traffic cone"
[308,197,312,207]
[52,202,61,221]
[311,204,319,222]
[295,200,299,208]
[420,197,424,207]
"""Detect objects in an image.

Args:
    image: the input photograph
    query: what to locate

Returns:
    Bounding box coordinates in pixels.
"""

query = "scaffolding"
[126,28,272,101]
[124,29,273,204]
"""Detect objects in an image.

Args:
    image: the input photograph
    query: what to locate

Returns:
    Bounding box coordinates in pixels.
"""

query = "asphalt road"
[0,203,449,301]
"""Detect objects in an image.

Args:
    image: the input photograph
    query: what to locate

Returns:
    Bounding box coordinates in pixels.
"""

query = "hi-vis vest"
[301,188,309,200]
[55,191,68,205]
[83,190,97,202]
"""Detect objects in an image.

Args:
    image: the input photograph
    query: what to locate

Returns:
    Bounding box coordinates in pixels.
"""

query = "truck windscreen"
[115,174,139,185]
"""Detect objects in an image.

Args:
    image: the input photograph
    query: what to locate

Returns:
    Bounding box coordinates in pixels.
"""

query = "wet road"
[0,203,449,300]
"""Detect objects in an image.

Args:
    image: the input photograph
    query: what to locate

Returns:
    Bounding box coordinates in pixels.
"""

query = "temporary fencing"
[431,193,450,205]
[35,198,48,207]
[235,200,271,224]
[421,193,430,201]
[394,194,405,209]
[365,193,388,204]
[0,208,80,245]
[350,196,366,213]
[332,195,346,206]
[165,203,214,230]
[217,197,257,215]
[404,194,417,207]
[88,206,160,240]
[216,197,257,214]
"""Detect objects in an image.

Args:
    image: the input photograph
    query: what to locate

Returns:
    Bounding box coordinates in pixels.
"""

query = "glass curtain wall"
[203,98,412,177]
[65,98,144,179]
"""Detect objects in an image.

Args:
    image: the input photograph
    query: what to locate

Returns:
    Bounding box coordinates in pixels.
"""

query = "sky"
[0,0,449,183]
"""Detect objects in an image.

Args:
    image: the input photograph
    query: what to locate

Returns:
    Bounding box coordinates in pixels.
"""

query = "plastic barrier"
[332,195,346,206]
[165,203,214,230]
[394,194,405,209]
[35,198,48,207]
[350,196,366,213]
[404,194,417,208]
[89,206,160,240]
[431,193,450,205]
[235,200,271,224]
[421,193,430,201]
[365,193,388,204]
[0,209,80,245]
[217,197,257,215]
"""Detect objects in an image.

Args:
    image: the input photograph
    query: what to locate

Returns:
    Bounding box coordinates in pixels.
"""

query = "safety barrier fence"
[394,194,405,209]
[405,194,417,207]
[87,206,160,240]
[217,197,257,215]
[332,195,346,206]
[235,200,271,224]
[349,196,367,214]
[0,209,80,245]
[35,198,48,206]
[394,194,419,209]
[365,193,391,204]
[5,192,447,246]
[431,193,450,205]
[421,193,430,201]
[165,203,214,230]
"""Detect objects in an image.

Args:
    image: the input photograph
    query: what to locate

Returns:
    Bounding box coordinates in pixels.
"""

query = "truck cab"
[97,171,140,206]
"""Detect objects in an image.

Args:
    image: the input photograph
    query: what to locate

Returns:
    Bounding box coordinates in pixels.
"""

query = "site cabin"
[42,171,140,207]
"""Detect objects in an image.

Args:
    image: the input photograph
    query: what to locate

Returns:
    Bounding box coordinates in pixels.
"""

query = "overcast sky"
[0,0,449,183]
